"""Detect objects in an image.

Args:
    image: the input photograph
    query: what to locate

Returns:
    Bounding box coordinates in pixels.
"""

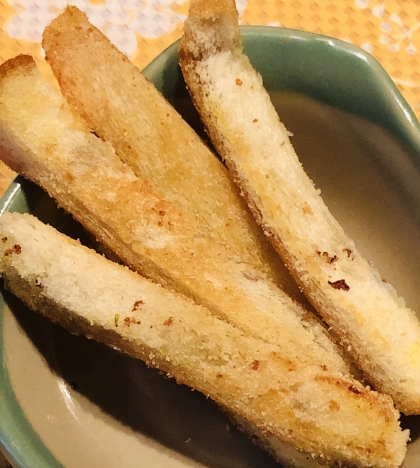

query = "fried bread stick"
[179,0,420,414]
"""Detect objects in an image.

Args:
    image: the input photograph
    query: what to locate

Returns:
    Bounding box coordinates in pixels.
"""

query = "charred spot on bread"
[328,279,350,291]
[132,300,144,311]
[124,316,141,327]
[4,244,21,256]
[317,251,338,264]
[164,316,174,326]
[251,359,260,370]
[348,385,361,395]
[342,248,353,258]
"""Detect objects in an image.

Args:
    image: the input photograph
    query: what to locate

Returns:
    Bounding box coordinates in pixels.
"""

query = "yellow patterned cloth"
[1,0,419,119]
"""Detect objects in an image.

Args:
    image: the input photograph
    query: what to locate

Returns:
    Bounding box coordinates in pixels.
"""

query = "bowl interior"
[1,26,420,468]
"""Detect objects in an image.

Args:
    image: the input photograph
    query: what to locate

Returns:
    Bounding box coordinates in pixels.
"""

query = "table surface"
[1,0,419,466]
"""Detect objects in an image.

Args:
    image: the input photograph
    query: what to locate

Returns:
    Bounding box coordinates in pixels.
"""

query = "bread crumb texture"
[0,212,409,467]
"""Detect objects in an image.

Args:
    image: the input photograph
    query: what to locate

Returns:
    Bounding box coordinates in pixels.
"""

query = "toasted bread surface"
[179,0,420,415]
[40,6,306,303]
[0,212,409,468]
[0,54,355,376]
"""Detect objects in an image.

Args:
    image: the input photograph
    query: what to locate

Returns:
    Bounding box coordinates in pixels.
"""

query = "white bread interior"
[179,0,420,416]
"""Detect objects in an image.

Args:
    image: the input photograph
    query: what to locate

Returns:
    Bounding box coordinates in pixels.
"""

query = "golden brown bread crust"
[0,54,359,376]
[0,212,409,468]
[179,0,420,415]
[40,5,307,304]
[0,54,360,382]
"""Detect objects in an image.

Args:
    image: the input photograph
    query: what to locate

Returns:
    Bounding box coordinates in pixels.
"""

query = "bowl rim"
[0,177,65,468]
[144,25,420,158]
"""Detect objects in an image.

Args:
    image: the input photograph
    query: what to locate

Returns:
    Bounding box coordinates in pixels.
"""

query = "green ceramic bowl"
[1,26,420,468]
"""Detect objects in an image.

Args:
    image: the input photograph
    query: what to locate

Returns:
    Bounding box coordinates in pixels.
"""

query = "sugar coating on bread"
[179,0,420,416]
[0,212,409,467]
